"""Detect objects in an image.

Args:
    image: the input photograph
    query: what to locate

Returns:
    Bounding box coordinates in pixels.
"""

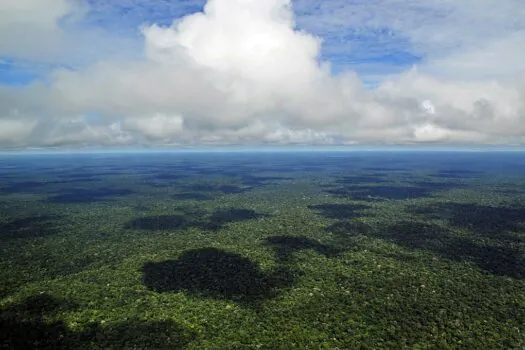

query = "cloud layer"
[1,0,525,148]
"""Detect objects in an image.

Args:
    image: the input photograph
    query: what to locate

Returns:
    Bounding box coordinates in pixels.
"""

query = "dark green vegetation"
[142,247,296,306]
[1,151,524,349]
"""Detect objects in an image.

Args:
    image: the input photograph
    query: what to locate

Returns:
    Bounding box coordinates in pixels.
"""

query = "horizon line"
[1,145,525,155]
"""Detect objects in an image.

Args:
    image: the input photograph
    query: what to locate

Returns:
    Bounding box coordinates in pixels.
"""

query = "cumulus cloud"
[0,0,86,62]
[1,0,525,148]
[124,114,184,141]
[0,119,36,146]
[0,0,140,66]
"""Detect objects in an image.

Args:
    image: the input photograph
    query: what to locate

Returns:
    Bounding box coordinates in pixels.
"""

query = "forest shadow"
[252,165,318,172]
[55,172,101,179]
[0,215,62,240]
[325,181,463,201]
[46,187,134,204]
[0,294,76,349]
[197,208,269,231]
[0,294,195,349]
[51,178,100,184]
[308,203,369,220]
[412,180,466,191]
[76,320,195,349]
[431,169,483,179]
[172,192,214,201]
[1,293,78,316]
[184,183,253,195]
[413,203,525,243]
[265,236,340,261]
[37,169,125,183]
[50,172,116,181]
[147,168,289,190]
[127,215,189,231]
[325,185,428,201]
[335,175,387,184]
[0,181,47,194]
[362,167,408,172]
[191,174,290,190]
[150,172,187,181]
[127,208,269,232]
[326,221,374,237]
[142,247,296,306]
[386,221,525,278]
[350,220,525,279]
[236,175,291,187]
[374,221,454,251]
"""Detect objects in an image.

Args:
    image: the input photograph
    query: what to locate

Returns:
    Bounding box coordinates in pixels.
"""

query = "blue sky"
[0,59,38,85]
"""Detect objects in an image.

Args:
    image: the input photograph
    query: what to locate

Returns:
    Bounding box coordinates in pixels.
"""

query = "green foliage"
[1,154,524,348]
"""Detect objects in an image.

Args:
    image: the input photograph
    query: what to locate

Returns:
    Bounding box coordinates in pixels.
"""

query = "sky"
[0,0,525,149]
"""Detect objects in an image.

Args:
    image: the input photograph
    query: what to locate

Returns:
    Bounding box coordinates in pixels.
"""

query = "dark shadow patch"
[366,171,392,177]
[254,164,327,173]
[0,215,61,240]
[369,220,525,279]
[152,173,180,180]
[0,294,78,349]
[0,181,47,194]
[127,215,188,231]
[456,242,525,279]
[172,192,214,201]
[335,175,387,184]
[376,221,453,251]
[413,203,525,243]
[0,294,195,349]
[0,319,69,347]
[356,186,432,201]
[149,181,176,188]
[174,167,217,176]
[1,294,78,317]
[43,255,101,278]
[50,178,100,184]
[142,248,295,305]
[326,185,438,201]
[184,184,222,192]
[239,175,291,187]
[432,169,483,179]
[198,208,269,231]
[185,183,253,194]
[148,171,192,181]
[309,203,368,220]
[54,173,101,179]
[326,221,373,237]
[215,185,253,194]
[126,208,268,232]
[411,180,466,191]
[77,320,196,349]
[46,187,134,204]
[48,170,124,179]
[171,205,208,217]
[254,166,299,173]
[265,236,339,261]
[363,167,408,172]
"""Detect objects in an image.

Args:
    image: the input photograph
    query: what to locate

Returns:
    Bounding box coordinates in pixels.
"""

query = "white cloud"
[0,0,84,61]
[0,0,140,66]
[124,114,184,140]
[421,31,525,81]
[0,0,525,148]
[0,118,36,145]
